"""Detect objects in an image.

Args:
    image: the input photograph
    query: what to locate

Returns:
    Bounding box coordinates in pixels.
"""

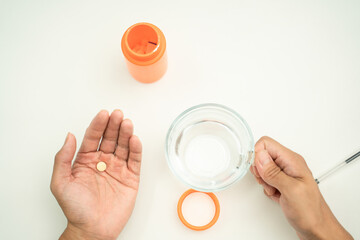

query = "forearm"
[299,212,353,240]
[314,221,353,240]
[299,227,353,240]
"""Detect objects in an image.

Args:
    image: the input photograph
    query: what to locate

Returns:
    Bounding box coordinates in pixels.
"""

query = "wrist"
[60,223,116,240]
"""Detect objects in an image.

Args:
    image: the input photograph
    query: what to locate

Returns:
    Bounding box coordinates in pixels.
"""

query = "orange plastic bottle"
[121,22,167,83]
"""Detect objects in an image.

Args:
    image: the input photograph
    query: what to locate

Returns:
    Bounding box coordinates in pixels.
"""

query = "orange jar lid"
[177,189,220,231]
[121,22,166,66]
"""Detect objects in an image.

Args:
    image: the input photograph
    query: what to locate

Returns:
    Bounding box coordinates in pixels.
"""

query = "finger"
[255,174,277,196]
[262,182,277,196]
[51,133,77,189]
[127,135,142,175]
[115,119,133,161]
[250,166,263,183]
[255,136,288,160]
[255,136,310,179]
[253,165,260,178]
[79,110,109,153]
[255,149,294,192]
[250,165,255,175]
[255,175,265,184]
[99,110,124,153]
[263,189,280,204]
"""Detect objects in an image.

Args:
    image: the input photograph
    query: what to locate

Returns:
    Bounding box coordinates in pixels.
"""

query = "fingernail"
[259,155,272,167]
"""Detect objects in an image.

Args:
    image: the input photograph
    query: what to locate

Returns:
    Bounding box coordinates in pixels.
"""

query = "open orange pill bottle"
[121,22,167,83]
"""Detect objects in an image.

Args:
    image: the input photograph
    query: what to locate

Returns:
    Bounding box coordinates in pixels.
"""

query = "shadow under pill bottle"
[121,22,167,83]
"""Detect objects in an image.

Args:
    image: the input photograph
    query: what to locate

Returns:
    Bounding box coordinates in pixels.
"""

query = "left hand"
[50,110,142,240]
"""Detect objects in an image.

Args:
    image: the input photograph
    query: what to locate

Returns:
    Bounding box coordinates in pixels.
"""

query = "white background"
[0,0,359,239]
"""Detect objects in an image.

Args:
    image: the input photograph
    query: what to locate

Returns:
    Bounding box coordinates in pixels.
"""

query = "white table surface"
[1,0,359,239]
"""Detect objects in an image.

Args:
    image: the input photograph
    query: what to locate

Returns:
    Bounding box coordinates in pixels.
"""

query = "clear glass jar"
[165,103,254,192]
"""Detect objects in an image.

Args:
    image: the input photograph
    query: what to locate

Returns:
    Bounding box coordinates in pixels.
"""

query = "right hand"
[250,136,353,240]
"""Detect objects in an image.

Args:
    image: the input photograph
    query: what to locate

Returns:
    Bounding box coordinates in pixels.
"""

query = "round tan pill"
[96,161,107,172]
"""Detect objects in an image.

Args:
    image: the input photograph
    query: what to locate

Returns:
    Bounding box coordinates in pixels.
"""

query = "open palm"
[51,110,142,240]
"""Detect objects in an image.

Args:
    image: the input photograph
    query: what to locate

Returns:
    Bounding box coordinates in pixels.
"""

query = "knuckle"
[131,152,142,161]
[294,152,304,161]
[264,165,281,180]
[255,137,264,147]
[260,136,270,142]
[255,136,272,151]
[258,136,271,145]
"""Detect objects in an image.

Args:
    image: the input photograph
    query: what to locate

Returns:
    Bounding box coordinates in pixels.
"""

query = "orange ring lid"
[177,189,220,231]
[121,22,166,66]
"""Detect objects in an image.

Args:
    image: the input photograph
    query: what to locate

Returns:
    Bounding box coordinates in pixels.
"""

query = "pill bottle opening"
[127,24,158,55]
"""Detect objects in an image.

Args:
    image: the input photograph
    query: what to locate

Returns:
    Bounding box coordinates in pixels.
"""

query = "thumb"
[51,133,76,188]
[255,150,293,192]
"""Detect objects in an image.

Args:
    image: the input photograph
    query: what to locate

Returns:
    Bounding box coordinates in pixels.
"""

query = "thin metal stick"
[315,150,360,184]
